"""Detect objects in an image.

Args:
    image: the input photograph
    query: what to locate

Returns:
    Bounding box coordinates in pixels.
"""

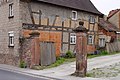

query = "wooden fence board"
[40,42,56,66]
[106,41,120,53]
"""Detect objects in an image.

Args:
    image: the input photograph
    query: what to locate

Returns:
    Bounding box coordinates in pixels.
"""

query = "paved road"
[1,53,120,80]
[0,69,49,80]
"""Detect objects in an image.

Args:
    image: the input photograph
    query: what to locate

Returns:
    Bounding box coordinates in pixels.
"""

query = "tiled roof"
[108,9,120,19]
[99,19,119,32]
[33,0,103,16]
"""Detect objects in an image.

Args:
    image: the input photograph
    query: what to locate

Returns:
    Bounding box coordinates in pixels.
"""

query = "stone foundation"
[0,54,19,66]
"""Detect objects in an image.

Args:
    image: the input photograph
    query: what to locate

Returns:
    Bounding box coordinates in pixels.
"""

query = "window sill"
[70,43,76,45]
[8,16,14,19]
[89,22,95,24]
[72,19,77,21]
[8,45,14,48]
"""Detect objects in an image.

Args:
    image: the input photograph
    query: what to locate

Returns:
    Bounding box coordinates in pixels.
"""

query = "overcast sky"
[90,0,120,15]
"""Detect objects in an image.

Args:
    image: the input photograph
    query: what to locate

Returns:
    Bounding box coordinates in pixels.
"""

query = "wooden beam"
[39,10,42,26]
[27,3,35,25]
[68,32,70,50]
[47,18,49,26]
[52,15,59,26]
[61,22,64,51]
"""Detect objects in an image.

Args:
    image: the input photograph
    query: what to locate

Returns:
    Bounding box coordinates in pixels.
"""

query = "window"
[89,16,95,23]
[72,11,77,20]
[99,38,105,47]
[9,3,14,18]
[88,35,94,44]
[8,31,14,47]
[70,33,76,44]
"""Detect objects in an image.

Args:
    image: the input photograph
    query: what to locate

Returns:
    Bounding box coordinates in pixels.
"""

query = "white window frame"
[70,33,76,44]
[89,16,95,23]
[99,38,105,47]
[9,3,14,17]
[8,31,14,47]
[88,35,94,44]
[72,10,77,20]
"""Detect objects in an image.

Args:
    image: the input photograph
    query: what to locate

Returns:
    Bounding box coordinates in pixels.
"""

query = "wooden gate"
[40,42,56,66]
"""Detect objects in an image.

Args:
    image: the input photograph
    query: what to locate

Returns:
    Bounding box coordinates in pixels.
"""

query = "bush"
[19,60,27,68]
[100,50,108,55]
[65,50,74,58]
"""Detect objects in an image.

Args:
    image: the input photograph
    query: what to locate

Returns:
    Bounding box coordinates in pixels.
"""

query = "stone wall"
[0,54,19,66]
[20,34,40,68]
[0,0,22,66]
[20,38,32,67]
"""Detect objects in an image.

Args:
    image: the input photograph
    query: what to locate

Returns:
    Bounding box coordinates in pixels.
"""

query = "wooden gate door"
[40,42,56,66]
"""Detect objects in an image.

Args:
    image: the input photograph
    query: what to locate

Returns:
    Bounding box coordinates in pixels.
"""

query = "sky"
[90,0,120,15]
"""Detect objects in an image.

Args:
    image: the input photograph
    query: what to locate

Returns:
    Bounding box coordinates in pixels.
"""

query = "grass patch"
[88,51,120,59]
[32,57,76,70]
[47,57,76,68]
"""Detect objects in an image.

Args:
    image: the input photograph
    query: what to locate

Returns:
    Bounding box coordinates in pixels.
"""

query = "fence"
[106,41,120,53]
[40,42,56,66]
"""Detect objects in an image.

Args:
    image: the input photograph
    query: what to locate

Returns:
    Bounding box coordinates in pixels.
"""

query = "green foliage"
[88,50,111,59]
[65,50,74,58]
[49,57,65,67]
[19,60,27,68]
[100,50,108,55]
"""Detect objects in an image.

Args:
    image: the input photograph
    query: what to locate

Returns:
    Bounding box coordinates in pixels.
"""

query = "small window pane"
[72,11,77,20]
[70,33,76,44]
[9,3,14,17]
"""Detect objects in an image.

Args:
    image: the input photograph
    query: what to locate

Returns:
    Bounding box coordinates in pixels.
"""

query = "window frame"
[88,35,94,45]
[89,16,95,24]
[99,38,106,47]
[70,33,76,45]
[9,3,14,18]
[72,10,77,20]
[8,31,14,47]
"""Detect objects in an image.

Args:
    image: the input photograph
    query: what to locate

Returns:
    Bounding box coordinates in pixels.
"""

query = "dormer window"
[9,3,14,18]
[72,11,77,20]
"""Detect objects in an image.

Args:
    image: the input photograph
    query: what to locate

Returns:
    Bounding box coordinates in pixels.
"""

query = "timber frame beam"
[22,23,73,32]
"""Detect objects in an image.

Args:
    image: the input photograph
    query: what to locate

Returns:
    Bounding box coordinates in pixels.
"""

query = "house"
[108,9,120,30]
[107,9,120,39]
[0,0,103,66]
[98,19,119,48]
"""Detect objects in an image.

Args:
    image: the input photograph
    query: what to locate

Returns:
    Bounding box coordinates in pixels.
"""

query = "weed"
[19,60,27,68]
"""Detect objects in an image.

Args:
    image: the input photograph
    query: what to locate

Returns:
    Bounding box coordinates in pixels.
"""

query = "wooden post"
[39,10,42,26]
[72,21,88,77]
[29,31,40,68]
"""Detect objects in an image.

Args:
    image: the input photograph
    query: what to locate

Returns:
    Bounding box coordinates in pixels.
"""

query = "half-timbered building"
[0,0,103,66]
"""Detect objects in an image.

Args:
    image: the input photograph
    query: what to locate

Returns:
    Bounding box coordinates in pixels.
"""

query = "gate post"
[29,31,40,68]
[73,21,88,77]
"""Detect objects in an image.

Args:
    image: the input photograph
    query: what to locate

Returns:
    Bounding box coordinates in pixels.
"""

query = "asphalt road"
[0,69,49,80]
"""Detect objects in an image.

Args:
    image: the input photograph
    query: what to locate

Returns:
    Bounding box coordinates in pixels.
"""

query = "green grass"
[88,51,120,59]
[47,57,76,68]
